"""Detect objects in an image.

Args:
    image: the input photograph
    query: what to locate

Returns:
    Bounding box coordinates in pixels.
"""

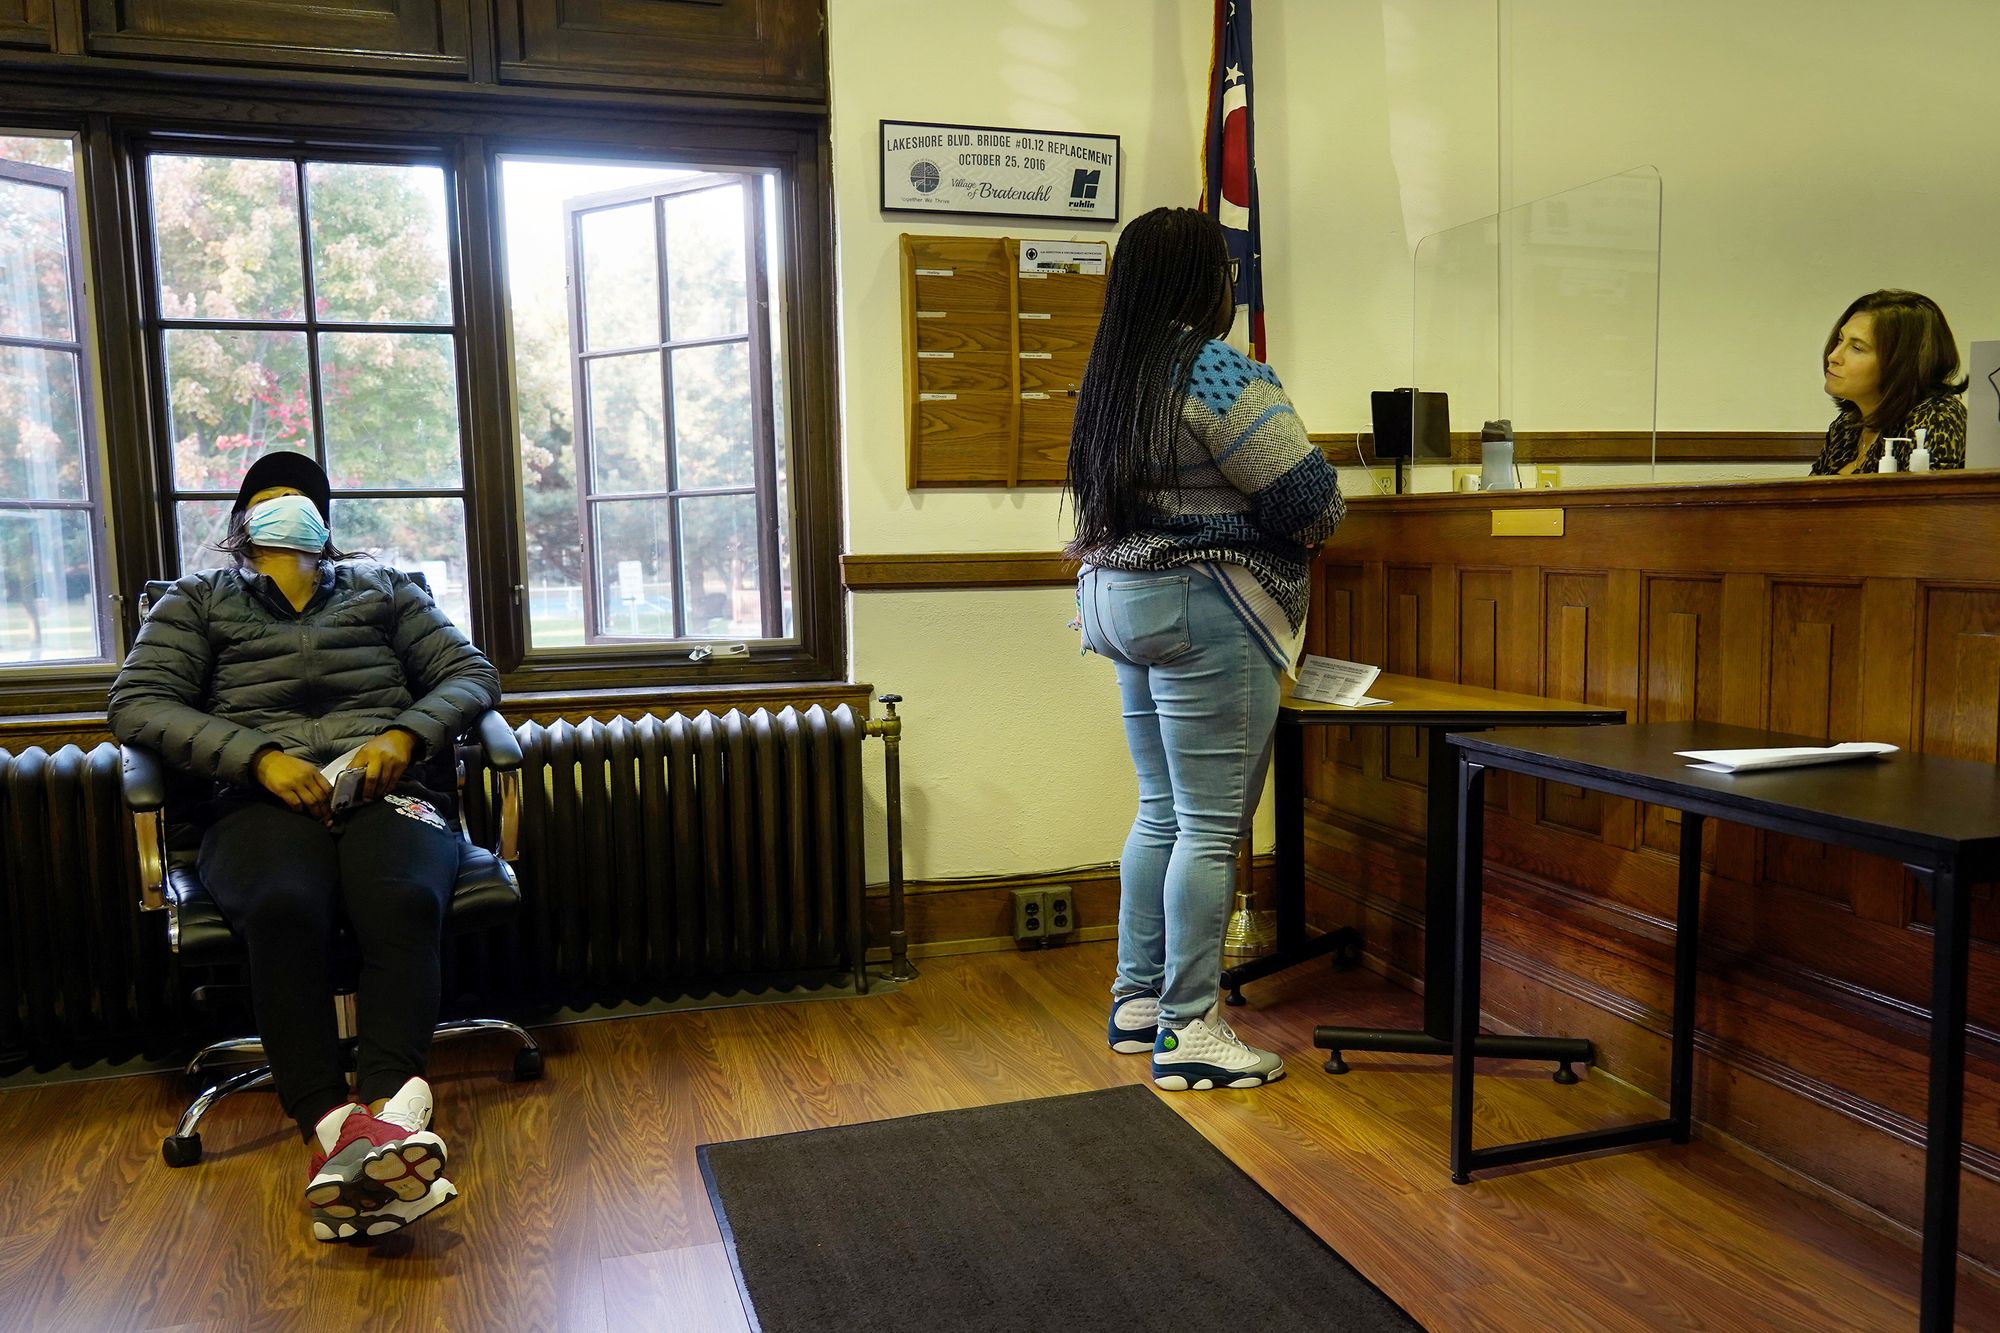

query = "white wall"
[831,0,1216,881]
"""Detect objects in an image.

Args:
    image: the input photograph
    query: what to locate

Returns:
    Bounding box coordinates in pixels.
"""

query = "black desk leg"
[1314,726,1591,1080]
[1669,813,1704,1142]
[1220,720,1361,1006]
[1449,757,1485,1184]
[1917,858,1969,1333]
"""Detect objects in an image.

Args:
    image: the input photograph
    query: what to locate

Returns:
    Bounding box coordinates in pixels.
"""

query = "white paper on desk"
[1676,742,1897,774]
[1339,696,1392,708]
[1291,655,1381,707]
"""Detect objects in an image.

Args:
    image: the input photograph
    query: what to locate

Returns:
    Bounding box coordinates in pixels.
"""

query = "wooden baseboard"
[863,856,1275,958]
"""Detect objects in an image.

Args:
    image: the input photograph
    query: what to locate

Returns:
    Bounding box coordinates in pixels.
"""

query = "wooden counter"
[1306,472,2000,1264]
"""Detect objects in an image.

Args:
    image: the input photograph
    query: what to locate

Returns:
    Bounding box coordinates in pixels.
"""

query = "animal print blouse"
[1809,391,1966,474]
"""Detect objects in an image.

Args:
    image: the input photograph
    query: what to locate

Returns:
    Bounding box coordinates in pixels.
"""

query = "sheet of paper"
[1676,742,1897,774]
[319,745,364,781]
[1291,655,1382,707]
[1340,696,1392,708]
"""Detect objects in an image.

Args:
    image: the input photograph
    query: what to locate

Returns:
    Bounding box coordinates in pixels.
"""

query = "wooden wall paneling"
[1709,573,1771,888]
[1911,584,2000,947]
[82,0,472,75]
[1760,581,1866,916]
[497,0,826,101]
[1456,566,1515,809]
[1383,564,1431,788]
[1638,576,1724,858]
[1316,562,1369,779]
[1537,568,1639,847]
[0,0,52,50]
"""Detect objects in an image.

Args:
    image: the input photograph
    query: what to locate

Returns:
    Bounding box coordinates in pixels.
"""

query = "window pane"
[587,350,666,493]
[664,183,747,342]
[763,174,794,639]
[149,156,306,322]
[331,497,471,630]
[175,499,236,573]
[0,509,98,663]
[678,493,760,638]
[592,498,675,637]
[320,332,461,488]
[671,341,754,489]
[164,329,312,491]
[0,347,86,501]
[580,202,660,351]
[0,174,73,342]
[307,162,452,326]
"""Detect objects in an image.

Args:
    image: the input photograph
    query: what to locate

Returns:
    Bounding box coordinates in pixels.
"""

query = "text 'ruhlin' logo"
[1068,169,1101,208]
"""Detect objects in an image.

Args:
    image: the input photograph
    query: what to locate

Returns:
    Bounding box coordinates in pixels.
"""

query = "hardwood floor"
[0,942,1994,1331]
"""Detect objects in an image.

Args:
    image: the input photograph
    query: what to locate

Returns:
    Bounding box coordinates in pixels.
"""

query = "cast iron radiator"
[451,704,872,1014]
[0,743,187,1071]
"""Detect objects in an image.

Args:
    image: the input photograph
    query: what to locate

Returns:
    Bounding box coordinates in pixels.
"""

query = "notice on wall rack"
[1018,240,1107,275]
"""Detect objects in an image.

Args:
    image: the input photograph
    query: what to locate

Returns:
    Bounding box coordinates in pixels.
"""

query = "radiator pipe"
[867,693,917,982]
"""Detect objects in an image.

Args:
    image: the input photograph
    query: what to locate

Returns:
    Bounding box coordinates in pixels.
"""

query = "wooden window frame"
[135,139,473,606]
[0,136,115,683]
[0,73,845,713]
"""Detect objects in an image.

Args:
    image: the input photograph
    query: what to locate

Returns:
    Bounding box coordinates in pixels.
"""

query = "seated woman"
[108,451,500,1243]
[1812,289,1968,474]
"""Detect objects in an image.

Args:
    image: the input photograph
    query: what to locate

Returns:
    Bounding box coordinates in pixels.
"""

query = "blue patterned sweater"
[1074,339,1346,668]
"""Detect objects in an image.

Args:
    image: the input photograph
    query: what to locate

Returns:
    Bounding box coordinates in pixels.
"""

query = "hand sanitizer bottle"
[1909,427,1931,472]
[1877,440,1903,473]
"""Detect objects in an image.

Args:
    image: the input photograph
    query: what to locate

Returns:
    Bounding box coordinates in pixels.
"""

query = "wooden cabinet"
[0,0,53,51]
[900,233,1105,488]
[82,0,472,76]
[497,0,826,101]
[1307,475,2000,1262]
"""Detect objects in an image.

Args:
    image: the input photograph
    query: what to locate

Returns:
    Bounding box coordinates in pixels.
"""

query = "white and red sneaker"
[362,1077,448,1202]
[312,1177,458,1244]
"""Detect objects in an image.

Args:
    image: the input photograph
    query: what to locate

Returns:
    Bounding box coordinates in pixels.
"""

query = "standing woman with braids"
[1067,207,1346,1091]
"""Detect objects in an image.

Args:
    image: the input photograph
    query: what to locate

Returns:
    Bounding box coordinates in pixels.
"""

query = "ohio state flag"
[1202,0,1266,361]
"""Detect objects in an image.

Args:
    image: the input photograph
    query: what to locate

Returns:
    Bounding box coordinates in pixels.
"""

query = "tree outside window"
[147,151,472,629]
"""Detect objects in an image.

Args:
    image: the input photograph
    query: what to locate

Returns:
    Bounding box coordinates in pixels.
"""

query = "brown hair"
[1823,289,1967,432]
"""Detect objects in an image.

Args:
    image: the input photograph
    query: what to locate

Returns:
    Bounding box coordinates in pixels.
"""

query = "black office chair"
[121,577,542,1167]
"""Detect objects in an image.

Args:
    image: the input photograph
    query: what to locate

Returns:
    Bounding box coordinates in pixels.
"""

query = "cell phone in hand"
[329,766,366,815]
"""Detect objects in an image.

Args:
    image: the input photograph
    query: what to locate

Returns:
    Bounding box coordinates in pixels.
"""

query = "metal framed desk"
[1447,722,2000,1333]
[1220,672,1621,1080]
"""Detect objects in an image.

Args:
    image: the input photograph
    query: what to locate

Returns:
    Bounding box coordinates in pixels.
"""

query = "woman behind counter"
[1812,289,1967,474]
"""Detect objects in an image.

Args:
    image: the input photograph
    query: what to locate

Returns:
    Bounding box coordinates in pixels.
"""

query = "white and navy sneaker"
[1151,1003,1286,1090]
[1108,991,1161,1054]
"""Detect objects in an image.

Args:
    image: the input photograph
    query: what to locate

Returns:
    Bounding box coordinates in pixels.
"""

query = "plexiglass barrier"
[1401,167,1661,487]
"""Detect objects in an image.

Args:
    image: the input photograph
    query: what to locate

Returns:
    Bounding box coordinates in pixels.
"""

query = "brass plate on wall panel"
[1491,508,1565,537]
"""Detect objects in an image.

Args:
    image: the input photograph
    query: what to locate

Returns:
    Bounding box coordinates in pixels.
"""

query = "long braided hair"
[1065,207,1234,556]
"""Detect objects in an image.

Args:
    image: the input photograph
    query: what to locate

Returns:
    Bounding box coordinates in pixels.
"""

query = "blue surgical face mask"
[243,494,330,553]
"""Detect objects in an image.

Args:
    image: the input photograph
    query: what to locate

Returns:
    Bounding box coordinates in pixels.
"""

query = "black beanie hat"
[232,451,331,522]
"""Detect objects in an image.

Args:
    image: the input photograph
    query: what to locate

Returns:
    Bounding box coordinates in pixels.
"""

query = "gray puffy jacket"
[108,561,501,796]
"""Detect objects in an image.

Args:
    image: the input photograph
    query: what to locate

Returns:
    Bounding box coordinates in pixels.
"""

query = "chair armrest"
[476,709,522,771]
[121,746,169,912]
[121,744,167,812]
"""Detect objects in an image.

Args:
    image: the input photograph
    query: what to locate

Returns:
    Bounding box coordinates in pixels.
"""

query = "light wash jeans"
[1077,566,1280,1027]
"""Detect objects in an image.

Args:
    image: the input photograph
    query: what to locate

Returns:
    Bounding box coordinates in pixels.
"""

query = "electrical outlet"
[1451,466,1481,492]
[1370,472,1396,495]
[1011,887,1046,942]
[1043,886,1074,937]
[1534,464,1561,489]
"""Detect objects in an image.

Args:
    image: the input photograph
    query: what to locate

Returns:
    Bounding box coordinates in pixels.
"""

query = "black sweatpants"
[198,796,459,1139]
